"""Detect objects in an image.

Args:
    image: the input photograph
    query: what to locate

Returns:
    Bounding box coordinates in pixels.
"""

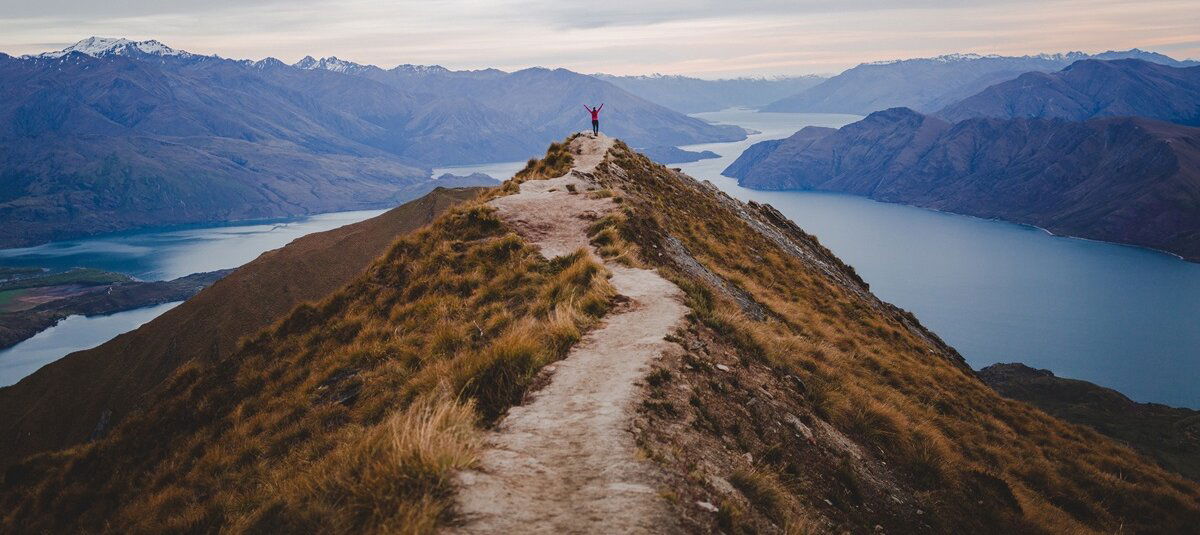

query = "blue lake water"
[0,210,387,387]
[677,108,1200,408]
[0,302,180,387]
[1,110,1197,408]
[0,209,389,281]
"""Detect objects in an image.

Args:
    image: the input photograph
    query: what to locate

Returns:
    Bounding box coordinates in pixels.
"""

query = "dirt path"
[452,135,687,534]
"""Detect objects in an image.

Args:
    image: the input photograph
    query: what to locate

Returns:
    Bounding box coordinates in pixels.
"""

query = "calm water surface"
[0,210,386,386]
[2,110,1198,408]
[0,302,180,387]
[678,108,1200,408]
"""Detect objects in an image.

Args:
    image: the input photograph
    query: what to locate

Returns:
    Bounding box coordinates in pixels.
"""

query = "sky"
[0,0,1197,77]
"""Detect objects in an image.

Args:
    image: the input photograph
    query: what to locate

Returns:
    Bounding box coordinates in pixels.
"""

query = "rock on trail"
[452,135,688,534]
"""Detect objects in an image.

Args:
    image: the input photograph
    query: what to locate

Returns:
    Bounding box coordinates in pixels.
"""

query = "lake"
[677,108,1200,408]
[1,110,1197,408]
[0,210,387,387]
[0,301,180,387]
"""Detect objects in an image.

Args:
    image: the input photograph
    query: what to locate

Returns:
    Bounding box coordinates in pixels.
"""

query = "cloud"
[0,0,1196,77]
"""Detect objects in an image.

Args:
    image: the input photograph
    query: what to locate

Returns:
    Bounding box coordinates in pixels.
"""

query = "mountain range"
[593,73,827,113]
[724,105,1200,260]
[938,58,1200,125]
[761,49,1199,115]
[0,37,743,248]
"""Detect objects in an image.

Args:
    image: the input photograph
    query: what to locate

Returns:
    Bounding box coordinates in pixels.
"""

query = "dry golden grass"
[599,141,1200,533]
[5,137,1198,534]
[1,198,615,533]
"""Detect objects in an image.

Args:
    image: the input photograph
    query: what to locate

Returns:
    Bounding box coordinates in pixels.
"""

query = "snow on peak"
[392,64,450,75]
[36,37,190,59]
[292,56,374,74]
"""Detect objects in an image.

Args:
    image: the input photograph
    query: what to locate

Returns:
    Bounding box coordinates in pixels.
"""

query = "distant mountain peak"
[35,37,190,59]
[292,55,375,74]
[864,51,1091,66]
[390,63,451,75]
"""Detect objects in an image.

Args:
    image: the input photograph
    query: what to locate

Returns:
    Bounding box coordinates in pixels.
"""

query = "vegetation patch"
[605,141,1200,533]
[1,200,615,532]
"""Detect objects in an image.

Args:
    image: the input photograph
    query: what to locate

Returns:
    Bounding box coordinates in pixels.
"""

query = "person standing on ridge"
[584,103,603,136]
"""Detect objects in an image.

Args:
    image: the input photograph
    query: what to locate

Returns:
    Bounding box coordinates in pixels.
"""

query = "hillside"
[980,363,1200,482]
[307,62,748,149]
[761,49,1197,115]
[724,108,1200,261]
[1,137,1196,533]
[0,38,740,248]
[593,73,826,113]
[938,59,1200,125]
[0,187,484,470]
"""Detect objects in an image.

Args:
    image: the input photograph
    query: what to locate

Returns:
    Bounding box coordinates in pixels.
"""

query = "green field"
[0,268,133,292]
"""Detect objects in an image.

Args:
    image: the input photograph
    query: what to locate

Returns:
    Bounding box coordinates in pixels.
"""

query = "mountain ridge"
[0,37,742,248]
[938,58,1200,125]
[724,107,1200,261]
[762,49,1199,115]
[1,138,1196,533]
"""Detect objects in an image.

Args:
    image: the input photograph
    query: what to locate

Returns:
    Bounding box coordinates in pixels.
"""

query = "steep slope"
[761,49,1196,115]
[939,59,1200,125]
[980,363,1200,482]
[593,73,826,113]
[725,108,1200,261]
[0,187,485,470]
[1,139,1196,534]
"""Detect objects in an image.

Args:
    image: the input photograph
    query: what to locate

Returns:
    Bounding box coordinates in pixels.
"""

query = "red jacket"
[585,104,603,120]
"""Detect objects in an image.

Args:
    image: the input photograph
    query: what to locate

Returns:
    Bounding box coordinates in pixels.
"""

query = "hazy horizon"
[1,0,1197,78]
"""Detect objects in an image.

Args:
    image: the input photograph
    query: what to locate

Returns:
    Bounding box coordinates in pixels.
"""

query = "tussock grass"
[494,135,581,196]
[601,141,1200,533]
[2,195,615,532]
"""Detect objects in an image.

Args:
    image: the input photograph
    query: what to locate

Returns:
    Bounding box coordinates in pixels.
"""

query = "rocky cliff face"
[939,59,1200,125]
[725,108,1200,261]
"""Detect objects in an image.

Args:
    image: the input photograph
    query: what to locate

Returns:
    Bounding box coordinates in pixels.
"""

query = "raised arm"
[597,103,604,111]
[583,104,591,112]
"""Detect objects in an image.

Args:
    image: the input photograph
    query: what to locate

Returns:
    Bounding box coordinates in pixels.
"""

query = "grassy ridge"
[597,141,1200,533]
[1,146,616,532]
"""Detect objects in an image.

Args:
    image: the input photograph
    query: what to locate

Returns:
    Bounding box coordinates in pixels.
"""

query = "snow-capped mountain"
[865,52,1090,66]
[34,37,192,59]
[292,55,379,75]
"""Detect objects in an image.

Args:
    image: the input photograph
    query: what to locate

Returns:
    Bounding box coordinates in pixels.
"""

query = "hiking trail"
[451,134,687,534]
